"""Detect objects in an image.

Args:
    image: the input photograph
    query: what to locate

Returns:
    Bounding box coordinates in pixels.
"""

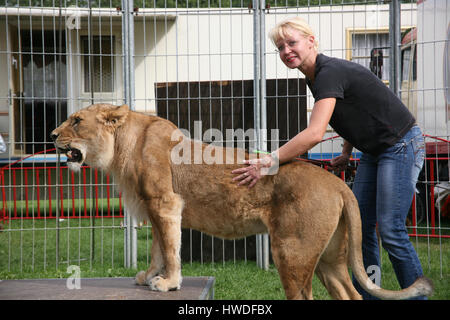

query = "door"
[9,27,68,156]
[8,25,24,155]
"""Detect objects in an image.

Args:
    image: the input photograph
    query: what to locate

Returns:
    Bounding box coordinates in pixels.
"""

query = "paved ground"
[0,276,215,300]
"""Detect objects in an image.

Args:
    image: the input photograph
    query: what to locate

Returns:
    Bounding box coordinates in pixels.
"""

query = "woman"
[232,17,426,300]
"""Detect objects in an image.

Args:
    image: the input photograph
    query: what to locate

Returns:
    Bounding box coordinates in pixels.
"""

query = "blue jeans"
[351,125,426,300]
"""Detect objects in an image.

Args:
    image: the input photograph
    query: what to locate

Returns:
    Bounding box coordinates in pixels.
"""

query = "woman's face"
[275,27,315,70]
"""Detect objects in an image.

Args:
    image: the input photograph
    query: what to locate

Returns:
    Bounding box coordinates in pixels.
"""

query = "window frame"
[346,27,414,85]
[80,35,116,94]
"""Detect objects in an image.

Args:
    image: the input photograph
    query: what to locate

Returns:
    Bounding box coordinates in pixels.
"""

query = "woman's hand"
[231,155,274,189]
[330,153,350,171]
[231,98,336,188]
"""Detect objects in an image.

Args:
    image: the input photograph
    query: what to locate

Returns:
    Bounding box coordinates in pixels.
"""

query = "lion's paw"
[135,271,148,286]
[148,276,181,292]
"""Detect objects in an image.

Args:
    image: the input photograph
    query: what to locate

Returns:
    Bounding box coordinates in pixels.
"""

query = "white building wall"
[133,4,416,157]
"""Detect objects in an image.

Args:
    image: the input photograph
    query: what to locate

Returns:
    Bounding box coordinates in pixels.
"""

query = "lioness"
[51,104,433,300]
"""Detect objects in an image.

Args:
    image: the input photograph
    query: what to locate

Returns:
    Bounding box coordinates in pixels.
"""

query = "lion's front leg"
[148,219,182,292]
[135,226,165,286]
[145,194,184,292]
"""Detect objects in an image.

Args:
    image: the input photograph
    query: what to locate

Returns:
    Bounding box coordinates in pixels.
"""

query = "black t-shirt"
[306,53,415,156]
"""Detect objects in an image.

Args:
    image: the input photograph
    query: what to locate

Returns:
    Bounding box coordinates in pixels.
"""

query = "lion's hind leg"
[315,261,362,300]
[268,193,343,300]
[270,235,319,300]
[315,217,362,300]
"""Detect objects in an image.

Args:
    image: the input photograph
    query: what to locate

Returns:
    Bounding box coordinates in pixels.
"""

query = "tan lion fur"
[51,104,433,300]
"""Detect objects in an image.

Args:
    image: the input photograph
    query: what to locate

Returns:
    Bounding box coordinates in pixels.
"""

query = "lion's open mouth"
[58,147,83,163]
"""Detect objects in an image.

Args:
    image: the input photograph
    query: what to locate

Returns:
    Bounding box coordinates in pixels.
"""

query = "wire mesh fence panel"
[266,1,449,277]
[0,2,126,273]
[404,0,449,278]
[132,1,260,266]
[0,0,448,282]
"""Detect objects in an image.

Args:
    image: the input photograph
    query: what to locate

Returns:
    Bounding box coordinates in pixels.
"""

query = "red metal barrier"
[301,134,450,240]
[0,149,124,222]
[301,156,450,240]
[0,136,448,241]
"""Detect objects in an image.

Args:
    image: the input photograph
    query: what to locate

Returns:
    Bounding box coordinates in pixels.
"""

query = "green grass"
[2,198,122,218]
[0,218,448,300]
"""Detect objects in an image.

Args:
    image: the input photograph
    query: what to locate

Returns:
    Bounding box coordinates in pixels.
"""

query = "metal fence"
[0,0,448,278]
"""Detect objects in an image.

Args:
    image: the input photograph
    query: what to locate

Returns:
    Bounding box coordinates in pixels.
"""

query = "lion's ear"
[97,104,129,127]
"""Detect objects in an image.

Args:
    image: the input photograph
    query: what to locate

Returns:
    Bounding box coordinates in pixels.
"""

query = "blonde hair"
[269,17,319,50]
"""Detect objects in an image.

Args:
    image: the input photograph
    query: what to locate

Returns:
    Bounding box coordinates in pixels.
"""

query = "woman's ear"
[307,35,316,49]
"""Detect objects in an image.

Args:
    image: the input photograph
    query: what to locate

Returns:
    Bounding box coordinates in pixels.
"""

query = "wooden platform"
[0,277,215,300]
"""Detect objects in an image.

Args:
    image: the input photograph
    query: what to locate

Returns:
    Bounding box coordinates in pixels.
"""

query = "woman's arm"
[341,140,353,156]
[232,97,337,187]
[276,97,337,164]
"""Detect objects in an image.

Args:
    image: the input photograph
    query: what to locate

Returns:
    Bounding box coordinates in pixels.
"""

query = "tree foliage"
[4,0,416,9]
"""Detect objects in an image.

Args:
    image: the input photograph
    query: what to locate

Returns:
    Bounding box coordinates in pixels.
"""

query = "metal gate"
[0,0,448,280]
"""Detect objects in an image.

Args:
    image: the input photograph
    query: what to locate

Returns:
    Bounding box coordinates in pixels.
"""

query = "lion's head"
[51,104,129,171]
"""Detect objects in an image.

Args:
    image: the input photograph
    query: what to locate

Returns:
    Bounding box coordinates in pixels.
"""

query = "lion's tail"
[342,188,434,300]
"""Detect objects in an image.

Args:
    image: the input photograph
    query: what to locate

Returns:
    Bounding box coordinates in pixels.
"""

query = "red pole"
[429,160,435,236]
[411,194,417,236]
[36,169,41,218]
[59,167,64,219]
[48,168,52,218]
[94,169,99,218]
[13,170,16,218]
[1,170,6,222]
[24,168,29,218]
[71,171,76,218]
[106,174,111,217]
[83,167,87,218]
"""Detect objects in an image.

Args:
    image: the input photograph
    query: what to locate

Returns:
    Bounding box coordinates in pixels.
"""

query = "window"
[349,31,390,82]
[82,36,115,93]
[12,30,67,155]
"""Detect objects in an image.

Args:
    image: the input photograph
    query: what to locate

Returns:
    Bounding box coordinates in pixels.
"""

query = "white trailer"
[400,0,450,221]
[401,0,449,142]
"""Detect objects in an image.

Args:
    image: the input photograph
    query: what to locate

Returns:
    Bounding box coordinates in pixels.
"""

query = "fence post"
[253,0,270,271]
[56,152,60,269]
[389,0,401,97]
[252,0,261,270]
[260,0,270,271]
[121,0,138,269]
